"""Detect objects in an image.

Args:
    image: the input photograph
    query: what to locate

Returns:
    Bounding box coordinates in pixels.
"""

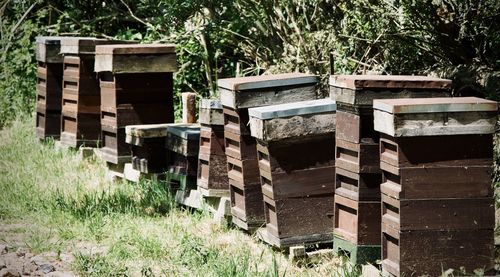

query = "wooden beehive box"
[59,37,128,147]
[219,73,320,231]
[126,123,169,173]
[373,97,497,277]
[165,124,200,192]
[197,99,228,191]
[35,36,64,139]
[95,44,177,164]
[248,99,336,247]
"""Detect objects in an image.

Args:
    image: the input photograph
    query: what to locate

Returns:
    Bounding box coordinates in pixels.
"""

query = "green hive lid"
[217,73,318,91]
[248,99,336,120]
[373,97,498,114]
[200,99,222,109]
[168,124,201,140]
[330,75,452,90]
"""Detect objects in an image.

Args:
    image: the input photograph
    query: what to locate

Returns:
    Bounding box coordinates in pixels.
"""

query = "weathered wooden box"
[335,138,380,174]
[36,111,61,139]
[100,125,129,164]
[35,36,64,139]
[199,99,224,126]
[329,75,451,108]
[36,63,63,111]
[335,109,378,144]
[126,124,169,173]
[165,124,200,192]
[334,194,381,246]
[198,99,229,191]
[59,37,126,147]
[95,44,177,164]
[382,226,494,277]
[374,97,497,276]
[219,73,320,231]
[335,167,381,201]
[248,99,336,246]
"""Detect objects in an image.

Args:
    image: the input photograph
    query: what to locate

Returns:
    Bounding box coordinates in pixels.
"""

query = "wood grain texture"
[329,75,451,90]
[379,134,493,168]
[334,194,381,245]
[263,194,334,239]
[380,163,493,199]
[382,194,495,231]
[382,226,494,277]
[335,167,382,201]
[335,138,380,173]
[229,180,265,227]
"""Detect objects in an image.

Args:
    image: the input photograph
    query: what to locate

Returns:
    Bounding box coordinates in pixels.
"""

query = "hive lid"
[95,44,176,55]
[218,73,318,91]
[248,99,336,120]
[200,99,222,109]
[36,36,62,45]
[330,75,452,90]
[373,97,498,114]
[167,124,201,140]
[125,123,170,138]
[60,37,132,54]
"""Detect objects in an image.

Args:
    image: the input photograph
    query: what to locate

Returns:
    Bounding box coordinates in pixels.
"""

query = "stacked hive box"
[59,37,127,148]
[373,97,497,276]
[330,75,451,263]
[197,99,228,194]
[35,37,64,139]
[218,73,319,231]
[125,124,170,175]
[165,124,200,195]
[94,44,177,164]
[248,99,337,247]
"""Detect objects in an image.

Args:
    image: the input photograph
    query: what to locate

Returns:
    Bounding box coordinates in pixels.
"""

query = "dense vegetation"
[1,0,500,126]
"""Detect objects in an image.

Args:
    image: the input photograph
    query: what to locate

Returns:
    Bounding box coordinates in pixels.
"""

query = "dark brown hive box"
[249,99,336,247]
[373,97,498,277]
[35,36,64,140]
[219,73,319,231]
[197,99,228,191]
[126,124,170,173]
[95,44,177,164]
[59,37,130,148]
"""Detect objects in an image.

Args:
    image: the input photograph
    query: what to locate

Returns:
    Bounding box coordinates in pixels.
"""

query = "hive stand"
[373,97,497,277]
[248,99,337,249]
[35,36,64,140]
[59,37,130,148]
[94,44,177,166]
[196,99,231,222]
[329,75,452,264]
[219,73,319,232]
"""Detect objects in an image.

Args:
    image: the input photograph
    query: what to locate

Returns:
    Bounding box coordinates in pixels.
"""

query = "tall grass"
[0,117,348,276]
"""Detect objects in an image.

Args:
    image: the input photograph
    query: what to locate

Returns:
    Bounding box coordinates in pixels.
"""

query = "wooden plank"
[373,97,498,114]
[374,110,497,137]
[218,73,318,91]
[382,194,495,231]
[95,53,177,73]
[329,75,452,90]
[248,99,336,120]
[249,110,336,141]
[226,156,260,185]
[60,37,131,55]
[380,163,493,199]
[223,107,251,135]
[35,110,61,139]
[224,131,257,160]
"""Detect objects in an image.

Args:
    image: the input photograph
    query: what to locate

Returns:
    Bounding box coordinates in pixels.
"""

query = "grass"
[0,117,355,276]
